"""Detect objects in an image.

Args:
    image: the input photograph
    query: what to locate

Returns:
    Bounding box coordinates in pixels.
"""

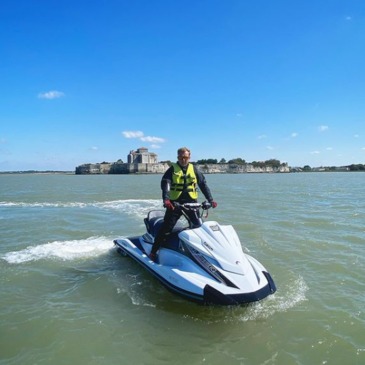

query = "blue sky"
[1,0,364,171]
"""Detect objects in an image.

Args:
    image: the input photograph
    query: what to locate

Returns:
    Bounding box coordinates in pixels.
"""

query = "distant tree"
[348,164,365,171]
[219,158,226,164]
[228,158,246,164]
[160,160,172,165]
[303,165,312,171]
[251,161,265,168]
[264,159,281,168]
[196,159,218,164]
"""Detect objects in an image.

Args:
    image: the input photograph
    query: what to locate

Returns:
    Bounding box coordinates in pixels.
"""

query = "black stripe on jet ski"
[183,243,239,289]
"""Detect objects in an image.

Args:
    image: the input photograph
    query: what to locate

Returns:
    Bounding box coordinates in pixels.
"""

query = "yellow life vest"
[170,163,198,200]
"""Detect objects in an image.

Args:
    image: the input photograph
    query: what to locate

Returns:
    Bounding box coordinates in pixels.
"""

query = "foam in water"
[0,199,161,210]
[2,236,113,264]
[238,275,308,321]
[1,199,162,265]
[0,198,162,222]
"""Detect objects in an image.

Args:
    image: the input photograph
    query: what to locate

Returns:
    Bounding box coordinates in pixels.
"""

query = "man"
[149,147,217,262]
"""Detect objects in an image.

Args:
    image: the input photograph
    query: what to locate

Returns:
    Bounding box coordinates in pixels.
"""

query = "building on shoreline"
[75,147,169,174]
[127,147,157,164]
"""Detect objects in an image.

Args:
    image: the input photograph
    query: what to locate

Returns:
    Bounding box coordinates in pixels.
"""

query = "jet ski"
[114,202,276,305]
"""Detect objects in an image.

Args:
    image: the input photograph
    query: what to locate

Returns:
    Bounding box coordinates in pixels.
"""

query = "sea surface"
[0,172,364,365]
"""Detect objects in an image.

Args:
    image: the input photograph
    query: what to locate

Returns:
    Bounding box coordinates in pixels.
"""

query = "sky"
[1,0,365,171]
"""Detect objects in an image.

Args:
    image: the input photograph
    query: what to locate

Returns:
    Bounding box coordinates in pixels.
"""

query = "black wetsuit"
[150,163,214,255]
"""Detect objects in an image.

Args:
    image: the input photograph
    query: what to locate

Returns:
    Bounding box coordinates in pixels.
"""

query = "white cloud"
[122,130,166,145]
[310,150,320,154]
[326,147,333,151]
[345,16,352,21]
[318,125,329,132]
[266,145,274,150]
[140,136,165,143]
[90,146,99,151]
[258,134,267,139]
[38,90,65,99]
[122,131,144,139]
[354,134,359,138]
[291,132,298,138]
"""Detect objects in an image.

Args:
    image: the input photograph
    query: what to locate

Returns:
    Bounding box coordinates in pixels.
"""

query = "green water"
[1,173,364,364]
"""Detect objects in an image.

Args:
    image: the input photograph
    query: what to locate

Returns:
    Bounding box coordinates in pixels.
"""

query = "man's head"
[177,147,191,167]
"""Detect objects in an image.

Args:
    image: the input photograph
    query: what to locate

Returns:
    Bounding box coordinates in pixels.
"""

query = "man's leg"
[186,209,201,228]
[150,209,181,259]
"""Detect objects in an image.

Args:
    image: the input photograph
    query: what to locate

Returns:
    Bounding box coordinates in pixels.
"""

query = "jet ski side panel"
[114,237,276,305]
[114,238,207,303]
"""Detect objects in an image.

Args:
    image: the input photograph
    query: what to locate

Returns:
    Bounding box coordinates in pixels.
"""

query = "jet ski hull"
[114,234,276,305]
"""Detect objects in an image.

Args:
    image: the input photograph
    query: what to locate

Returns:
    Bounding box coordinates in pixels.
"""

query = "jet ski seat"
[144,210,186,238]
[144,211,164,235]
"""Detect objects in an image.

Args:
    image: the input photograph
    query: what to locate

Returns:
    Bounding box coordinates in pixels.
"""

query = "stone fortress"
[75,147,290,174]
[75,147,169,174]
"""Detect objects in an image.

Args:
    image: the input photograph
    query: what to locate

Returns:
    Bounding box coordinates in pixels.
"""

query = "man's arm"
[161,166,173,201]
[194,166,214,202]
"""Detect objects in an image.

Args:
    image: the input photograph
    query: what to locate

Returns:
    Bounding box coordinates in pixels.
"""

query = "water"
[0,173,364,365]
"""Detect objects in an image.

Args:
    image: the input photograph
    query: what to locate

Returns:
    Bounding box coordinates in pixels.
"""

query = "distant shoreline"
[1,168,364,175]
[0,171,74,175]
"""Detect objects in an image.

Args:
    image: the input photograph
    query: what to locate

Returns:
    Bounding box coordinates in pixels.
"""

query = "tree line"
[301,164,365,171]
[193,158,287,168]
[347,164,365,171]
[159,158,287,168]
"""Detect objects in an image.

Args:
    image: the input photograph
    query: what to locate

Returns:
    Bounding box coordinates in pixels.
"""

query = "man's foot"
[149,252,157,262]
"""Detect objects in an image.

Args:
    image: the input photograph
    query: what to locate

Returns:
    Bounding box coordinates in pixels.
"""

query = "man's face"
[178,151,190,167]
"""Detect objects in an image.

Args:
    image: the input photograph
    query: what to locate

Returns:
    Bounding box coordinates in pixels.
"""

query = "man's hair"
[177,147,191,156]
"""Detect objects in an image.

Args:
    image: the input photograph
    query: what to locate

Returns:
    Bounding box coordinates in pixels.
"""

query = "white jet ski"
[114,202,276,305]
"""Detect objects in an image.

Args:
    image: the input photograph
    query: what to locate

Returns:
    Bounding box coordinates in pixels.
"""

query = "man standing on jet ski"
[149,147,217,262]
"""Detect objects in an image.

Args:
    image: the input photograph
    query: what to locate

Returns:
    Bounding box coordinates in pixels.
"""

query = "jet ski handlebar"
[173,201,212,211]
[172,201,211,223]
